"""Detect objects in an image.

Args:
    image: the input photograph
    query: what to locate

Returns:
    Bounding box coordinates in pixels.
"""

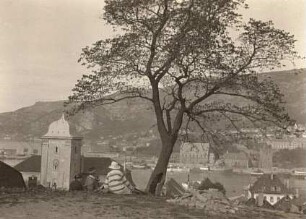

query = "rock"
[195,202,205,209]
[228,209,236,214]
[166,187,239,215]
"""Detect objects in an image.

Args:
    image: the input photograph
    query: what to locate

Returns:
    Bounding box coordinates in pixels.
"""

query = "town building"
[14,155,41,185]
[223,152,249,169]
[266,137,306,150]
[247,174,293,206]
[179,142,214,167]
[40,114,83,190]
[259,145,273,170]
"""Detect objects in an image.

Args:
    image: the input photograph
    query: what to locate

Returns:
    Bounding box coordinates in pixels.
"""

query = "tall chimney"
[295,188,299,198]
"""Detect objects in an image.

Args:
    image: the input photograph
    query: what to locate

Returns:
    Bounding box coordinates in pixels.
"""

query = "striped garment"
[104,169,132,194]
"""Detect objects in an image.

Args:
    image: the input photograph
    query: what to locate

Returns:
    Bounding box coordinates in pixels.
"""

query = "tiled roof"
[14,155,41,172]
[250,174,290,195]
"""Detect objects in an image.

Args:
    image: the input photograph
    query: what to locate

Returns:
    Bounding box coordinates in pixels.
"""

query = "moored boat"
[250,170,264,176]
[167,166,189,172]
[291,170,306,180]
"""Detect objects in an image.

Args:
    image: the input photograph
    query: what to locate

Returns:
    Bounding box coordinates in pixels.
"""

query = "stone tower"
[40,114,82,190]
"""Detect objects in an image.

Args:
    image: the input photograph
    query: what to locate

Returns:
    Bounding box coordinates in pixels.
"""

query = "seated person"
[103,161,134,194]
[84,167,99,191]
[69,174,83,191]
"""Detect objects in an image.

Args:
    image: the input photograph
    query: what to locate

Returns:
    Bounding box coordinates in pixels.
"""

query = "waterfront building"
[223,152,249,169]
[247,174,293,206]
[266,137,306,150]
[179,142,214,167]
[40,114,83,190]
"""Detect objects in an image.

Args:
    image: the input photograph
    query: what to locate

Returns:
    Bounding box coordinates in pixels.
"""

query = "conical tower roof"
[43,114,81,139]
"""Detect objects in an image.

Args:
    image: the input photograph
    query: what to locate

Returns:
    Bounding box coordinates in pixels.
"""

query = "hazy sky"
[0,0,305,113]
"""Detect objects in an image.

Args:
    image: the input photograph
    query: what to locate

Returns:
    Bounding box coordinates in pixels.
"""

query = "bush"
[197,178,226,195]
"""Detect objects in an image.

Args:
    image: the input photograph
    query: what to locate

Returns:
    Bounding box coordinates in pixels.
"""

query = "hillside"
[0,190,296,219]
[259,68,306,123]
[0,69,305,146]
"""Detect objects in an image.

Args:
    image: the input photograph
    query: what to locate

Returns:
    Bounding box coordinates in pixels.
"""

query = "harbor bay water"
[131,169,306,197]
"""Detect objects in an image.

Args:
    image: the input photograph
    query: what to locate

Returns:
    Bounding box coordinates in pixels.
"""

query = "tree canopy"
[68,0,299,194]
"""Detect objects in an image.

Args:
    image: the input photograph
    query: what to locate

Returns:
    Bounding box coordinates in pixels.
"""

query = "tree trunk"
[146,137,176,195]
[146,82,183,195]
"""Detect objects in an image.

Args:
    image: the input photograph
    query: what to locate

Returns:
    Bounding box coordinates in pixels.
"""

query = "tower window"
[55,146,58,154]
[53,159,59,171]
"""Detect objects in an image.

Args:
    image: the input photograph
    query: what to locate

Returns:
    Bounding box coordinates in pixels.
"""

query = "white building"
[40,114,82,190]
[247,174,293,206]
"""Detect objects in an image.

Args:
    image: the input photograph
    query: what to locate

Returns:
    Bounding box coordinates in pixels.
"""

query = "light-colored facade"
[253,193,286,206]
[179,142,214,167]
[247,174,293,206]
[40,115,82,190]
[223,152,249,168]
[266,137,306,150]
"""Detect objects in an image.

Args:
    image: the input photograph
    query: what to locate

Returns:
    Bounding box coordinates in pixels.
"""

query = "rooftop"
[42,114,81,139]
[250,174,290,195]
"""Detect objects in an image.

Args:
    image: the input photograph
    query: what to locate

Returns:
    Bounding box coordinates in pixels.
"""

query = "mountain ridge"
[0,69,305,143]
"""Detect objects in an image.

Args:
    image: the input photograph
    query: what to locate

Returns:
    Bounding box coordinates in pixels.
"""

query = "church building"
[40,114,82,190]
[179,142,214,167]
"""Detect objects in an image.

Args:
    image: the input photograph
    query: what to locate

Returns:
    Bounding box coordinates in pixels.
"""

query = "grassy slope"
[0,190,299,219]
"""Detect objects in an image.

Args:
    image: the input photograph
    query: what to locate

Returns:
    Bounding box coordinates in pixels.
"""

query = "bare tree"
[67,0,298,194]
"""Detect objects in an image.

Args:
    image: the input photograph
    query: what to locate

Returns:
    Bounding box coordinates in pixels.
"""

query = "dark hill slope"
[259,69,306,123]
[0,69,304,141]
